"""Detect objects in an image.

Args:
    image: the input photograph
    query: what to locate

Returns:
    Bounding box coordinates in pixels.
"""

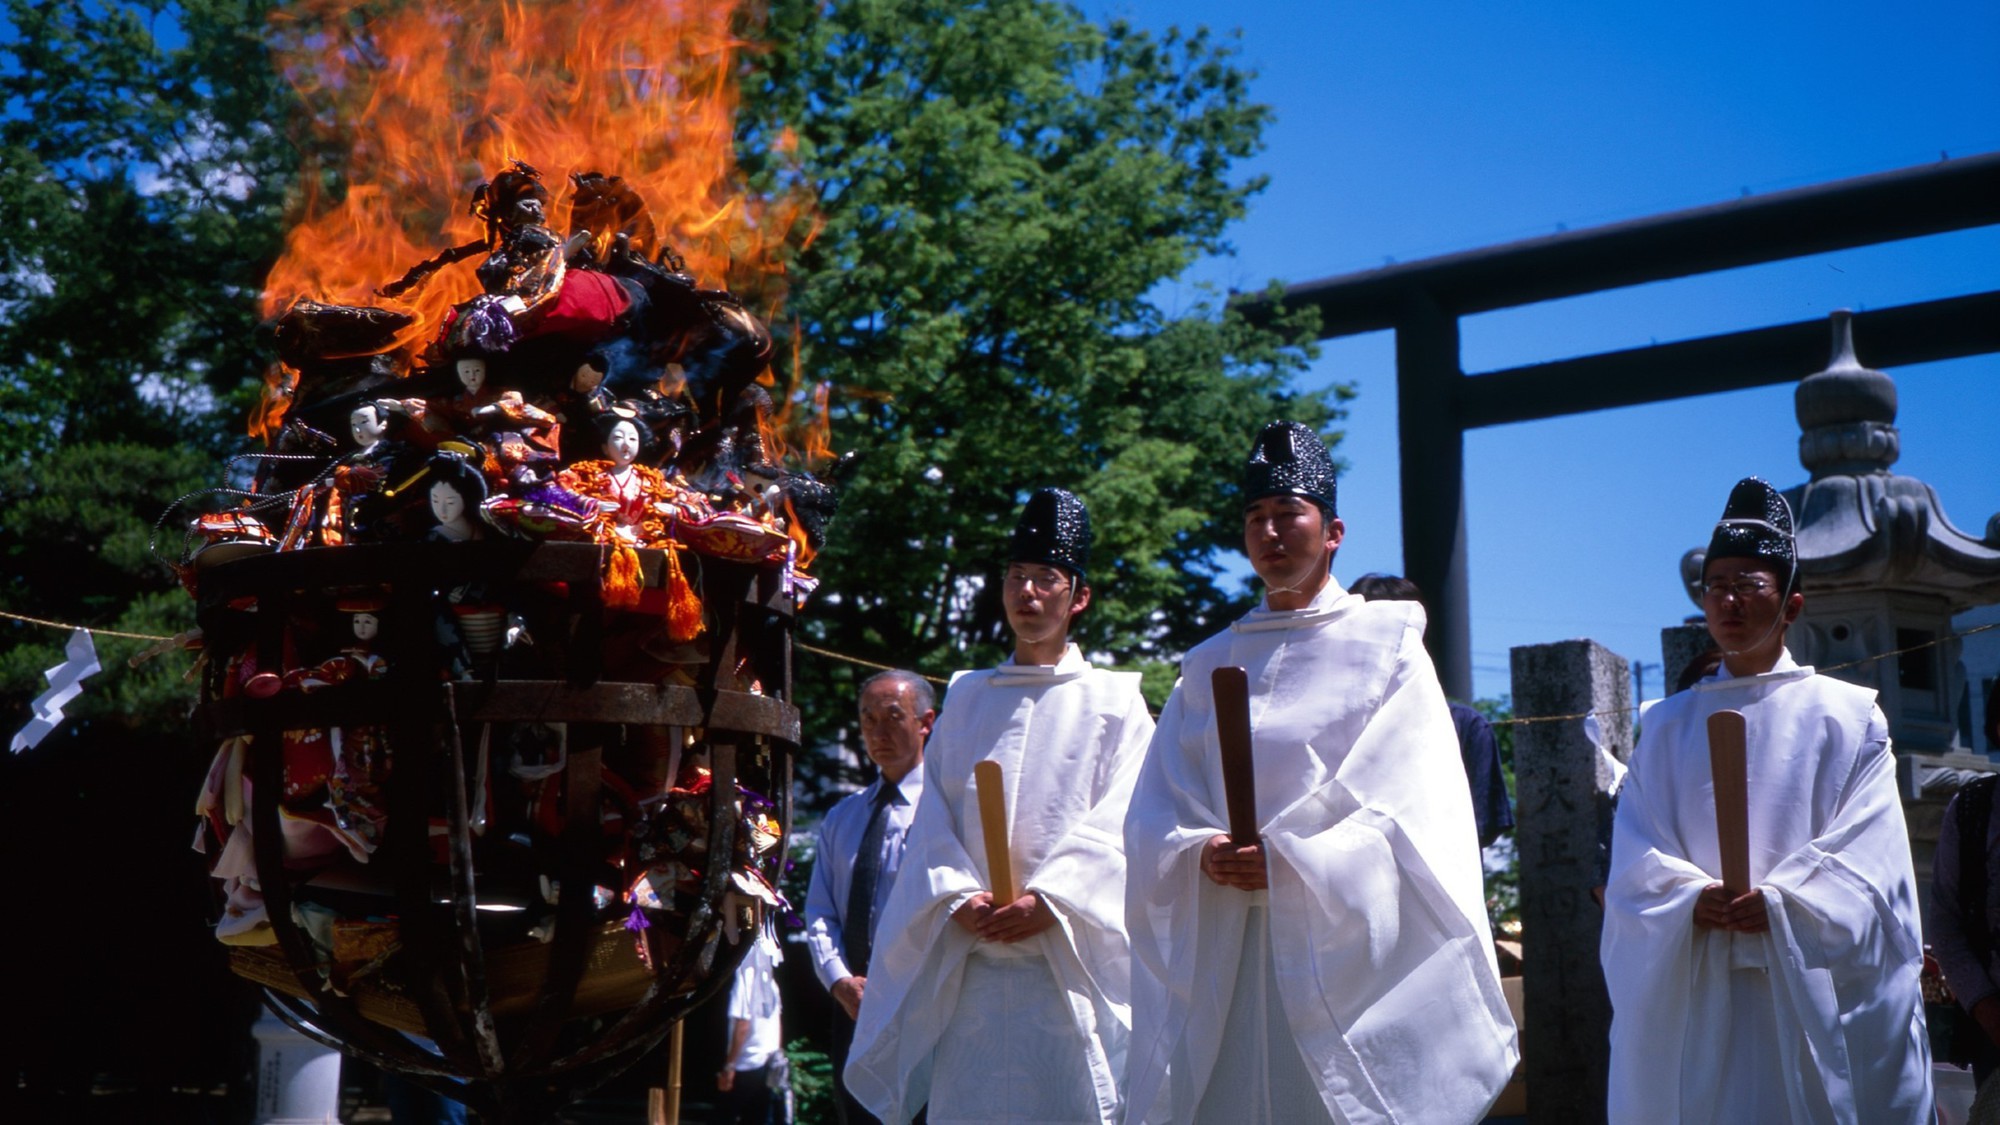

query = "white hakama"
[928,944,1099,1124]
[846,646,1155,1125]
[1123,585,1517,1125]
[1186,904,1338,1125]
[1601,654,1932,1124]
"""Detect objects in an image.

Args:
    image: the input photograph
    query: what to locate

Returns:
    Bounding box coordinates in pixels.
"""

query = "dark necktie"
[841,782,896,977]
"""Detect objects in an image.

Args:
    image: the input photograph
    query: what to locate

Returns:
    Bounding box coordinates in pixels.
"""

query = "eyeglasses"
[1701,577,1779,602]
[1003,569,1071,593]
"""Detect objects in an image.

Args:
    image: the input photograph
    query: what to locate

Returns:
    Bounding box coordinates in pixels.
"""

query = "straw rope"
[1487,619,2000,728]
[5,607,1993,722]
[0,608,176,643]
[0,606,955,684]
[794,642,950,685]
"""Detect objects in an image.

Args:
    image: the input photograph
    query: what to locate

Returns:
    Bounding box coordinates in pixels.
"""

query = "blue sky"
[1089,0,2000,702]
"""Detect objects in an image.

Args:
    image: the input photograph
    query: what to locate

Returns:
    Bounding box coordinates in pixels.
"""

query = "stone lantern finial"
[1795,310,1900,479]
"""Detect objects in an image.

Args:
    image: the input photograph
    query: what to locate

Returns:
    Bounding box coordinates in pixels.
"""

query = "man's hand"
[952,892,995,935]
[1202,835,1268,891]
[716,1068,736,1093]
[976,891,1058,944]
[1692,883,1769,932]
[830,974,865,1020]
[1974,996,2000,1049]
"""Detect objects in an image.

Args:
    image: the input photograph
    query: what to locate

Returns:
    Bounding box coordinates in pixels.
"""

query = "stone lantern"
[1678,311,2000,770]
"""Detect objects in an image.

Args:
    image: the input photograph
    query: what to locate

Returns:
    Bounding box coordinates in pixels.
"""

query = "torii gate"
[1248,152,2000,700]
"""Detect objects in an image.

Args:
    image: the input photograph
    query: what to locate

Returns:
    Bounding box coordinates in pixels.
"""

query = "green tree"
[1,0,292,715]
[738,0,1348,786]
[0,0,292,460]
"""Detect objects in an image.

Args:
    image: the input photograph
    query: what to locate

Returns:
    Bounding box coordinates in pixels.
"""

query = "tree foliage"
[0,0,292,460]
[0,0,292,721]
[738,0,1347,774]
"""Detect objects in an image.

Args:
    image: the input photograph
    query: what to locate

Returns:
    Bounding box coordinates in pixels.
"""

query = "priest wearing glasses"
[846,488,1156,1125]
[1122,421,1516,1125]
[1600,476,1931,1123]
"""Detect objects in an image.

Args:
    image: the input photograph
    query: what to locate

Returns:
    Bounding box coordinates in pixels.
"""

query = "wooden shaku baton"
[973,759,1017,904]
[1212,666,1260,847]
[1707,709,1752,895]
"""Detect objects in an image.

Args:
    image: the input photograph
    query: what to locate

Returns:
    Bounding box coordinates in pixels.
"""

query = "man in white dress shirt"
[1123,421,1517,1125]
[804,669,935,1124]
[846,488,1156,1125]
[1600,477,1931,1123]
[717,920,786,1125]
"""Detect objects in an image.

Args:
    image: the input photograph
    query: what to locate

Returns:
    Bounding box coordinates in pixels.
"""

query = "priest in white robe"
[1601,476,1931,1123]
[846,488,1157,1125]
[1123,422,1517,1125]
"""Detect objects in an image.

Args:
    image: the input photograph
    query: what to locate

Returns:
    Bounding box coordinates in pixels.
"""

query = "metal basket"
[193,540,797,1123]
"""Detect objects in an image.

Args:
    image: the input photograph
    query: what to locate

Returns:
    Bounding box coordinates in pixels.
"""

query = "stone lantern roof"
[1667,309,2000,856]
[1783,311,2000,608]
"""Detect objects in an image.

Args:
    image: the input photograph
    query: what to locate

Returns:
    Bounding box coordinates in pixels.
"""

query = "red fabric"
[281,727,335,806]
[525,271,631,340]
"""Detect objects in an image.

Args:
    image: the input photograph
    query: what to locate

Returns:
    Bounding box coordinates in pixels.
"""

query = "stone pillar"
[1659,622,1713,698]
[1510,639,1632,1125]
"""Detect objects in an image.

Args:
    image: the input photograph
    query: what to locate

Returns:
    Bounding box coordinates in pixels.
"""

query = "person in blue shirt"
[803,670,935,1124]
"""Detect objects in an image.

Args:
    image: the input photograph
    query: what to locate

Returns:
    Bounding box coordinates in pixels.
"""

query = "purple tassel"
[451,295,518,356]
[625,907,651,932]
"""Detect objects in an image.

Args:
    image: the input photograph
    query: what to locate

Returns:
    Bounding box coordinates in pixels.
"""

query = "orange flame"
[757,321,835,473]
[249,363,297,442]
[261,0,803,360]
[781,494,816,571]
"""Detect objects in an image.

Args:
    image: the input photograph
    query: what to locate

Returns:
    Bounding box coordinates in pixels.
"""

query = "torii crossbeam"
[1243,152,2000,699]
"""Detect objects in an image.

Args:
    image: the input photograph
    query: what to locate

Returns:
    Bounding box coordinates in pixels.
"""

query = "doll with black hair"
[557,412,708,634]
[328,400,414,542]
[425,454,491,543]
[556,412,707,540]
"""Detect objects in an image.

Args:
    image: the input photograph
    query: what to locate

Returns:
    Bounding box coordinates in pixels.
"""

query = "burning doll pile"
[169,161,834,1074]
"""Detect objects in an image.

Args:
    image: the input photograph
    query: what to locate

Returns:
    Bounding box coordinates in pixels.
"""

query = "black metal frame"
[196,540,799,1123]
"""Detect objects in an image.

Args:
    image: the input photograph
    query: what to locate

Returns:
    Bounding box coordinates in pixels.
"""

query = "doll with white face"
[213,595,394,915]
[379,353,508,444]
[456,357,488,398]
[324,604,390,848]
[350,402,391,453]
[555,414,671,538]
[600,417,650,535]
[318,599,391,854]
[328,401,410,543]
[553,410,710,633]
[425,456,489,542]
[605,417,642,469]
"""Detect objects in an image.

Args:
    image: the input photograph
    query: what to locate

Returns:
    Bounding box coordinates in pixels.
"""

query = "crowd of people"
[773,423,1942,1125]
